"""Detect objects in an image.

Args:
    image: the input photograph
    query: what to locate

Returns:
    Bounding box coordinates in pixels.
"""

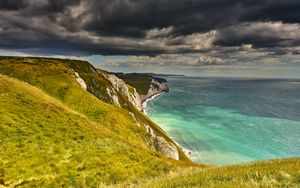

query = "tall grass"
[0,58,191,187]
[138,158,300,187]
[0,57,298,187]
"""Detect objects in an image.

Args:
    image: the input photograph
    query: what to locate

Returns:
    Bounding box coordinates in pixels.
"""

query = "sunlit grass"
[0,56,298,187]
[117,73,153,95]
[0,57,192,187]
[138,158,300,187]
[0,74,188,187]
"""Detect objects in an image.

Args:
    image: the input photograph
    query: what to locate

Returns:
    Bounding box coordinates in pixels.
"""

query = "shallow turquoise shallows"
[146,77,300,165]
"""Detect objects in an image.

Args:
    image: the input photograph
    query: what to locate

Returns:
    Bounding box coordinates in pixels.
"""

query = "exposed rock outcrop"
[102,73,143,111]
[129,112,141,127]
[105,87,120,107]
[74,72,87,90]
[141,79,169,102]
[69,64,180,160]
[145,125,179,160]
[102,73,179,160]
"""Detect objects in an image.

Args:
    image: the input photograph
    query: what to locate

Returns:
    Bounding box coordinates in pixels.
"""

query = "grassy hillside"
[139,158,300,188]
[0,56,299,187]
[116,73,153,95]
[0,57,188,160]
[0,57,192,187]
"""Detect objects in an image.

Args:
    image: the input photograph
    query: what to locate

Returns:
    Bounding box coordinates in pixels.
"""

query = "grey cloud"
[1,0,300,56]
[215,22,300,48]
[105,54,226,68]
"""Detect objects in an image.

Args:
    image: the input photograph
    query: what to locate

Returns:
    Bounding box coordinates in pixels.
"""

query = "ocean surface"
[145,77,300,165]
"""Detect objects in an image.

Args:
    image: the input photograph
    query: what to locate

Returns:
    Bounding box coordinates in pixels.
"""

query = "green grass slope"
[0,56,299,187]
[0,57,189,162]
[116,73,152,95]
[139,158,300,188]
[0,58,192,187]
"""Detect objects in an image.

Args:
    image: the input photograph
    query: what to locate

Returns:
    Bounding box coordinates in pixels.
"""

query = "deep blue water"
[146,77,300,165]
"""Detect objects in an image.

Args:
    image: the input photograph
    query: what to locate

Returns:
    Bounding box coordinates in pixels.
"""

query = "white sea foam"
[142,92,165,115]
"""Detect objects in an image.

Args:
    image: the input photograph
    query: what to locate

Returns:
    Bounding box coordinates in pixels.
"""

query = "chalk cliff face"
[102,73,143,111]
[141,79,169,102]
[102,73,182,160]
[102,74,179,160]
[66,62,180,160]
[74,72,87,91]
[145,125,179,160]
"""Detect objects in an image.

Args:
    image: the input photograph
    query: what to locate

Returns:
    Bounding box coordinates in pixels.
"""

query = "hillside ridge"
[0,56,187,161]
[0,56,299,187]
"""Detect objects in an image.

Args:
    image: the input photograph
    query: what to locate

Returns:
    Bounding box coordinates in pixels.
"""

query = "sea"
[145,77,300,165]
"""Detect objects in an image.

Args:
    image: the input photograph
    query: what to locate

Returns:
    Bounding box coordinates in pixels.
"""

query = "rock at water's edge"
[141,79,169,102]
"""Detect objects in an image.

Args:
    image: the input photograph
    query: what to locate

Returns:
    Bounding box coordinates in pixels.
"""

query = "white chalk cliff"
[97,72,179,160]
[145,125,179,160]
[74,72,87,90]
[102,73,143,111]
[141,79,169,102]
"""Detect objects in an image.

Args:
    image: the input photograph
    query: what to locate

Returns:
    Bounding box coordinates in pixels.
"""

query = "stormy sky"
[1,0,300,77]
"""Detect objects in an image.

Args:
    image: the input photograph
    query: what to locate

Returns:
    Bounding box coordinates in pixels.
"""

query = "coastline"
[142,91,166,114]
[141,89,195,160]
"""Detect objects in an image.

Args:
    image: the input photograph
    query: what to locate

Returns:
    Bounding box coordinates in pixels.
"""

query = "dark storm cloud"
[1,0,300,55]
[83,0,242,37]
[0,0,27,10]
[239,0,300,23]
[214,22,300,48]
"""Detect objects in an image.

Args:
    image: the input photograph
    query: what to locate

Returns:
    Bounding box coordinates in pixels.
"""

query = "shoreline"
[142,91,166,114]
[141,90,195,159]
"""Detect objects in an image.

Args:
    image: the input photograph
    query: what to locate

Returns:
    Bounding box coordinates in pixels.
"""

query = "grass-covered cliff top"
[115,73,168,96]
[0,56,299,187]
[0,56,191,187]
[115,73,153,95]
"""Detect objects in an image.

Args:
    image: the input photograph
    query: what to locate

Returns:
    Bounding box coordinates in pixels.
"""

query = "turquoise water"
[146,77,300,165]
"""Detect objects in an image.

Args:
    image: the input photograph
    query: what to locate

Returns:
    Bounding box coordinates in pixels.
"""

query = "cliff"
[0,56,299,187]
[99,72,179,160]
[105,72,178,159]
[140,78,169,102]
[101,73,143,111]
[114,73,170,102]
[65,63,181,160]
[0,57,182,162]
